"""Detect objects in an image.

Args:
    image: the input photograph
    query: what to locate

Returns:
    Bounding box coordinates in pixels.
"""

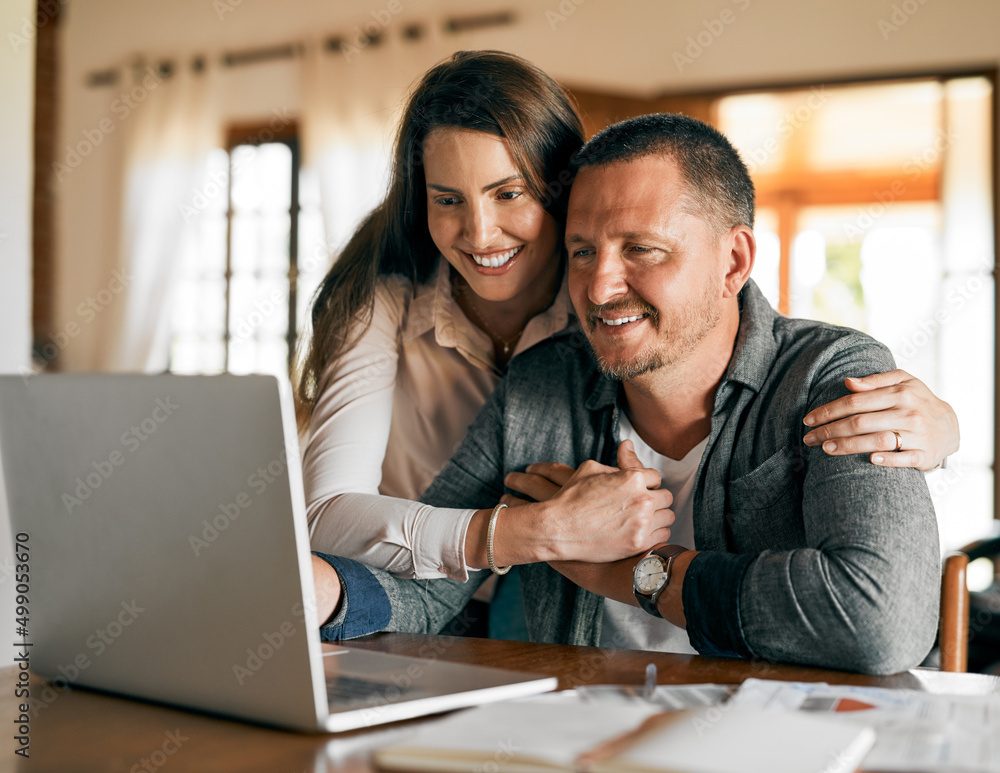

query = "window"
[716,75,996,561]
[169,123,327,378]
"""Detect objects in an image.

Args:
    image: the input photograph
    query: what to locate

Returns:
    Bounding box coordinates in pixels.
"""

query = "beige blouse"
[302,257,571,580]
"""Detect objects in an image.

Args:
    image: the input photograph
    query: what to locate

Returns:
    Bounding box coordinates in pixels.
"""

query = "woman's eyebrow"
[427,175,522,194]
[481,174,522,192]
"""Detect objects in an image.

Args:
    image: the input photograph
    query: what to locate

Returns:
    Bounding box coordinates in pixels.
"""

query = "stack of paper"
[729,679,1000,773]
[373,692,875,773]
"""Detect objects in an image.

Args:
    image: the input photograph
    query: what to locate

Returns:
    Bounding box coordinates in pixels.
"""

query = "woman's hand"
[802,369,959,471]
[499,441,675,563]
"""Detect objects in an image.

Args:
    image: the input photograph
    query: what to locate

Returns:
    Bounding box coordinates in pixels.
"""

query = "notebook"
[374,696,877,773]
[0,373,556,732]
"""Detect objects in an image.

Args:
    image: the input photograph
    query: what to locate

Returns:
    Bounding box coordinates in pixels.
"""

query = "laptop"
[0,373,556,732]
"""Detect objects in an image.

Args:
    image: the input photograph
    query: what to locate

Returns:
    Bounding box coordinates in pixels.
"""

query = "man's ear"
[722,225,755,299]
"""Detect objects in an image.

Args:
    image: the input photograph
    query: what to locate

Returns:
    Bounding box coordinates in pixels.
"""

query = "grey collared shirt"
[319,280,940,674]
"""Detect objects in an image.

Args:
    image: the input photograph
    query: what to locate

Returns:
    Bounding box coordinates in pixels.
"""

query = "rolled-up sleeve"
[315,552,392,641]
[683,552,755,659]
[313,552,487,642]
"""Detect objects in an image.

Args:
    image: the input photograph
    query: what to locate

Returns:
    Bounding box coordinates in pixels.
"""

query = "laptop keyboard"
[326,674,424,706]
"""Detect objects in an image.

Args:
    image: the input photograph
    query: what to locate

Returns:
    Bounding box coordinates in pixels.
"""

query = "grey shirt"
[319,280,940,675]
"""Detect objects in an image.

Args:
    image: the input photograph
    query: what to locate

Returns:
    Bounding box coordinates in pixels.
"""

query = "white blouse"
[302,257,571,580]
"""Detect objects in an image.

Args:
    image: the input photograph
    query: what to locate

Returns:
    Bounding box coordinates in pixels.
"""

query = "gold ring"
[892,430,903,452]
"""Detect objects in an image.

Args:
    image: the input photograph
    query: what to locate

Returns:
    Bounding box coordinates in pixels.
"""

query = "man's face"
[565,155,729,381]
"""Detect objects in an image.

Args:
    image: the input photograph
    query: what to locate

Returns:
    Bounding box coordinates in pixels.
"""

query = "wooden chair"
[939,552,970,672]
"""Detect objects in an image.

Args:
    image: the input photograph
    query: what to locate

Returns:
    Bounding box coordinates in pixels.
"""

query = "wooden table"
[3,633,998,772]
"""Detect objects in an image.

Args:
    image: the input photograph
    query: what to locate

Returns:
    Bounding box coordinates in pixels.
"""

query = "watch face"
[633,555,667,594]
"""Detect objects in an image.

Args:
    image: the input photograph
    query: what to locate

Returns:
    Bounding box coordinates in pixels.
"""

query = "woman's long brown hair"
[294,50,585,430]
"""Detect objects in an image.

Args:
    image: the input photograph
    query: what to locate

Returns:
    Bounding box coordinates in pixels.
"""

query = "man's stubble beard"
[590,280,723,382]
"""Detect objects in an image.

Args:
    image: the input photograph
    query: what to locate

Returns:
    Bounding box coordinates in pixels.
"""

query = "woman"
[298,51,958,613]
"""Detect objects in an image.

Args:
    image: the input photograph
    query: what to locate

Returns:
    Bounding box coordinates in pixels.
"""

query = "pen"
[643,663,657,700]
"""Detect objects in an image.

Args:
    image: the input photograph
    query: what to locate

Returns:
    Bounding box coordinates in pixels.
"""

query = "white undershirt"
[599,413,707,654]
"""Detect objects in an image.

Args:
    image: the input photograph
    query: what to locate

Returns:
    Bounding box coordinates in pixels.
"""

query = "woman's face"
[423,127,561,305]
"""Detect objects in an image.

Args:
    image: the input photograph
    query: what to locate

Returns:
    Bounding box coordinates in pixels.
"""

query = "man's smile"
[598,312,650,326]
[587,301,658,333]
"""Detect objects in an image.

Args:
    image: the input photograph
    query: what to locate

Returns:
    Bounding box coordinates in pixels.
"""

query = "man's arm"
[311,552,488,642]
[549,463,938,674]
[713,340,939,674]
[546,342,941,675]
[719,459,940,673]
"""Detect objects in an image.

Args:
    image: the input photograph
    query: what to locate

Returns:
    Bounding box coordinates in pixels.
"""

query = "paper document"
[575,682,733,709]
[730,678,1000,772]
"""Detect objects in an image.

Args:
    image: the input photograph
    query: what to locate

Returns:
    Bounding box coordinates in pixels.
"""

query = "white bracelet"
[486,503,510,576]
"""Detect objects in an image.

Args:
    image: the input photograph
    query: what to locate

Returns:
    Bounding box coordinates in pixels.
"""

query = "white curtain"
[299,33,446,277]
[102,64,222,371]
[98,34,448,370]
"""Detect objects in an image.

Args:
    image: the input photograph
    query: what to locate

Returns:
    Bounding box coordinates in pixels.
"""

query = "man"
[311,114,940,674]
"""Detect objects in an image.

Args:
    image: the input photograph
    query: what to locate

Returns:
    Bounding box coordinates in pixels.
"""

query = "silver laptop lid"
[0,374,327,731]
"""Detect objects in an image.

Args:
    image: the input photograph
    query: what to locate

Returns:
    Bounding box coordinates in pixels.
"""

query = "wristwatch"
[633,545,687,618]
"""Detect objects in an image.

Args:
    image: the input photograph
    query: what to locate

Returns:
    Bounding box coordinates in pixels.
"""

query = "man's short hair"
[572,113,755,234]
